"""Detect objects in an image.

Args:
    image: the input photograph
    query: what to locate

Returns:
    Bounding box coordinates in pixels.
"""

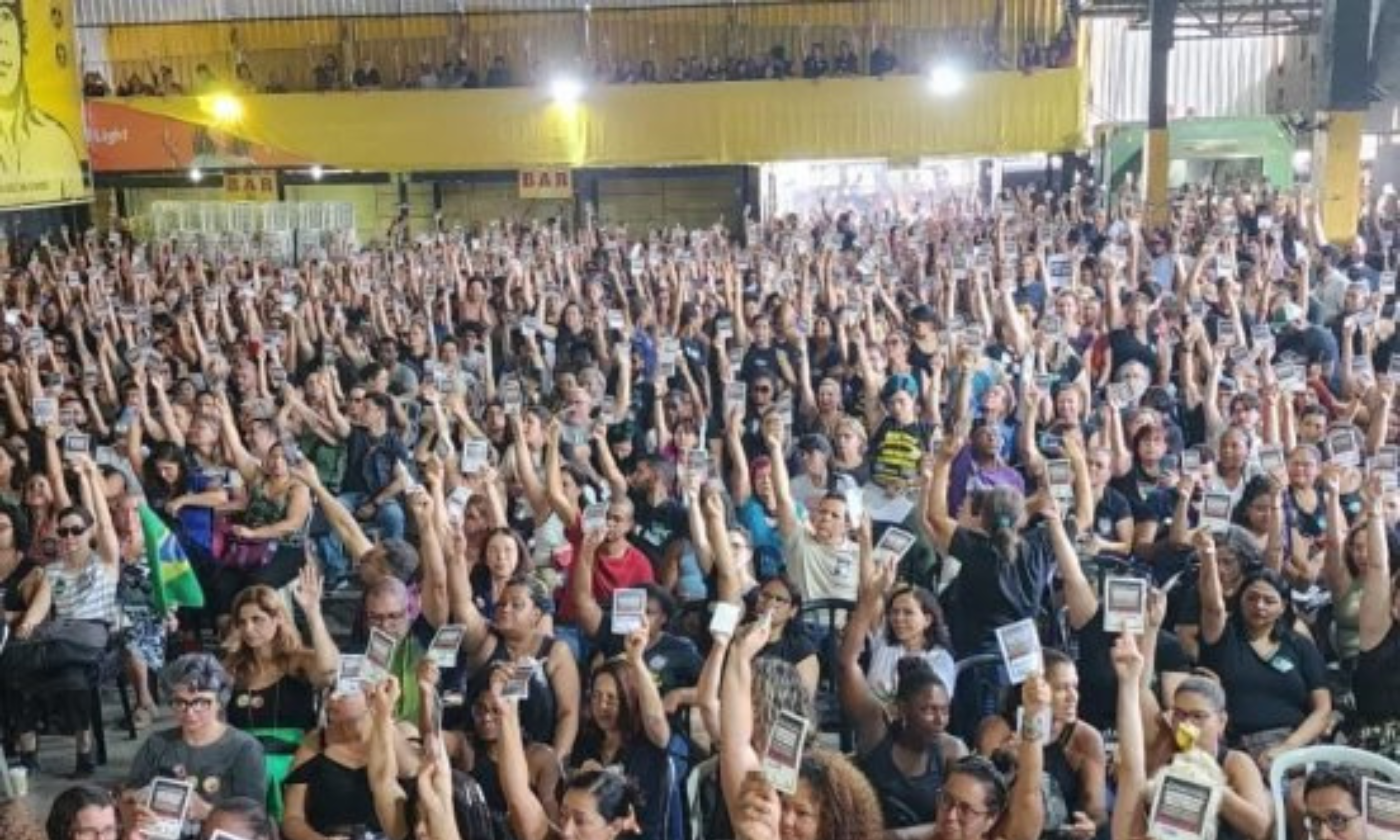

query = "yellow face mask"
[1174,721,1200,752]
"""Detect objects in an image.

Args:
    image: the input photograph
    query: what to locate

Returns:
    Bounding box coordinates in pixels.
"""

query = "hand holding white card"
[611,588,647,635]
[366,628,398,681]
[1148,772,1217,840]
[1103,577,1147,634]
[874,527,917,566]
[145,778,194,840]
[761,710,809,795]
[582,502,609,534]
[996,618,1043,685]
[1364,777,1400,840]
[460,439,490,474]
[428,625,465,668]
[709,601,742,639]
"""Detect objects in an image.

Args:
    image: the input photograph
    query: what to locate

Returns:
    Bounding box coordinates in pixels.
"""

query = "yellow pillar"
[1143,128,1171,229]
[1313,110,1364,245]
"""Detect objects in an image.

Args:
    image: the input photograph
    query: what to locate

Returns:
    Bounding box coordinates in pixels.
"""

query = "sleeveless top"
[240,481,301,546]
[474,634,559,747]
[283,733,379,836]
[45,555,117,624]
[1042,722,1084,833]
[0,556,37,614]
[226,673,320,735]
[858,731,944,829]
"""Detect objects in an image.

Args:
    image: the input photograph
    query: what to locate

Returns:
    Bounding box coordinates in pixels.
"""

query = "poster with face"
[0,0,89,206]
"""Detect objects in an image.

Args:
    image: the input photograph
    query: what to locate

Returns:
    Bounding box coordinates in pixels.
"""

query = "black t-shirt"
[628,490,688,571]
[1092,487,1133,543]
[1106,328,1157,378]
[946,525,1055,655]
[740,345,782,382]
[594,629,704,697]
[1355,622,1400,724]
[1201,621,1327,739]
[1075,607,1192,730]
[572,732,676,840]
[759,624,818,668]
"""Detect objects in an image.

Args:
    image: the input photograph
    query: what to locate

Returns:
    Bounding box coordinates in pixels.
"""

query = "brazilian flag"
[138,504,205,610]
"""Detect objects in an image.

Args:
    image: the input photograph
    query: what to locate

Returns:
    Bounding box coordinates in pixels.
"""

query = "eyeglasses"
[57,525,87,538]
[170,695,215,712]
[937,792,992,820]
[71,828,120,840]
[1303,812,1361,837]
[366,610,406,625]
[757,591,791,605]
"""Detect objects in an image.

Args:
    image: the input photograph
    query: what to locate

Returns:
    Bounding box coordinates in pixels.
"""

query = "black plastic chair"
[798,597,856,753]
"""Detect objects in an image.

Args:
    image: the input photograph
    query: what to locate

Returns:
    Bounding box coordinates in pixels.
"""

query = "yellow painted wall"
[112,69,1085,172]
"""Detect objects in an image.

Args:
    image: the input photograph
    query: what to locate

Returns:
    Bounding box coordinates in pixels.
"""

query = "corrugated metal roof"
[1085,16,1316,125]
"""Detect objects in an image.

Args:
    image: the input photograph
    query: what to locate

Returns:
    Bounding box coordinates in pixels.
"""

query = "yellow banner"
[0,0,89,207]
[110,69,1084,173]
[518,167,573,200]
[223,170,279,201]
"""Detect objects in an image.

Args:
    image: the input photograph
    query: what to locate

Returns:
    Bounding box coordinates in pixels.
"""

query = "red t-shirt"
[557,518,656,623]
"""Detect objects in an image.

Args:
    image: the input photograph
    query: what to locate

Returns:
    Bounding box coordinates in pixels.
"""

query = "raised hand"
[292,563,323,616]
[1110,633,1144,682]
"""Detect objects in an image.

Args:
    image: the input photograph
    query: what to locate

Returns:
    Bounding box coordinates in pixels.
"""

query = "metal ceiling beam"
[1082,0,1323,38]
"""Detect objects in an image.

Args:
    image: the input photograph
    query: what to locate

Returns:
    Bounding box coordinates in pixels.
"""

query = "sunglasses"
[57,525,87,538]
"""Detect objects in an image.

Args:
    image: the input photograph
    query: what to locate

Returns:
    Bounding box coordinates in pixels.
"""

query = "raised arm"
[839,561,895,752]
[719,618,773,819]
[766,427,800,538]
[624,618,672,749]
[1195,530,1228,646]
[1358,477,1393,652]
[924,427,965,554]
[289,562,340,686]
[568,528,607,639]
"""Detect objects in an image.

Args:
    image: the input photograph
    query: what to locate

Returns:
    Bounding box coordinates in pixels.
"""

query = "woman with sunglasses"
[123,654,265,836]
[13,456,119,777]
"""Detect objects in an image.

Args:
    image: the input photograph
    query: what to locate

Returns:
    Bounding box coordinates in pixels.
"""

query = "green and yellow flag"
[138,504,204,610]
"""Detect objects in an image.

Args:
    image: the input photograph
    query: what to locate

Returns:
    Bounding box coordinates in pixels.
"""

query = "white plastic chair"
[1267,744,1400,840]
[0,623,12,800]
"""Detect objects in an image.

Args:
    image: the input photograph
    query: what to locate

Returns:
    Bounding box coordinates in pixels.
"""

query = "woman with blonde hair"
[221,566,339,820]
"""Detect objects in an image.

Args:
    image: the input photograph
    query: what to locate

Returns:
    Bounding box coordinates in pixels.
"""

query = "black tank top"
[473,634,559,746]
[1043,722,1084,827]
[858,731,944,829]
[284,744,379,836]
[226,673,320,734]
[0,557,36,614]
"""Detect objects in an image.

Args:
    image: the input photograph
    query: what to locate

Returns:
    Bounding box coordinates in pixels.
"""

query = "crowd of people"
[81,18,1076,98]
[0,173,1398,840]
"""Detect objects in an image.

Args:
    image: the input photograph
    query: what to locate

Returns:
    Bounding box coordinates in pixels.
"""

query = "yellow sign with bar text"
[518,167,573,200]
[223,170,279,201]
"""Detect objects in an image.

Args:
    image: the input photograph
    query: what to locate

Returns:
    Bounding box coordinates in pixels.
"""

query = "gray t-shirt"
[126,726,265,813]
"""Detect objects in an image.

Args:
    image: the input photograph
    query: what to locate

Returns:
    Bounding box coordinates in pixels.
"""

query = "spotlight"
[310,165,324,181]
[189,167,203,183]
[549,76,584,104]
[926,63,967,97]
[209,93,243,123]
